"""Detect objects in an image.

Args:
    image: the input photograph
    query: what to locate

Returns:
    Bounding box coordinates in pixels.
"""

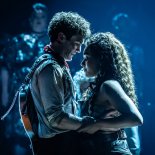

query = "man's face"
[62,34,84,61]
[30,10,48,33]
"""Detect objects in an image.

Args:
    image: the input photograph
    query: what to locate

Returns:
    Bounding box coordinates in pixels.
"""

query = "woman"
[78,32,143,155]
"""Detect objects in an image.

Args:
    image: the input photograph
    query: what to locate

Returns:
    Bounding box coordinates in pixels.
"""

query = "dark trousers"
[31,131,132,155]
[32,131,81,155]
[79,132,132,155]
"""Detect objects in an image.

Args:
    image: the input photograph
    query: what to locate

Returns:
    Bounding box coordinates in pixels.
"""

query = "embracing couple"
[22,11,143,155]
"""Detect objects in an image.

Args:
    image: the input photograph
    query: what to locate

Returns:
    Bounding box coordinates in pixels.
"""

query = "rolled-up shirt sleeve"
[37,64,67,128]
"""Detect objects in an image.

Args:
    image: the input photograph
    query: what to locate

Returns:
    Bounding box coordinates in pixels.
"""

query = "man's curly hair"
[48,12,91,42]
[85,32,138,106]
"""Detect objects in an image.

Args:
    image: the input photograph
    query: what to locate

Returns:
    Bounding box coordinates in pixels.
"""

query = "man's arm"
[38,64,84,130]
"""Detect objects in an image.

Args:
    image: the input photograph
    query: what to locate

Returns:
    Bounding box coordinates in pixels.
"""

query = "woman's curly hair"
[85,32,138,106]
[48,12,91,42]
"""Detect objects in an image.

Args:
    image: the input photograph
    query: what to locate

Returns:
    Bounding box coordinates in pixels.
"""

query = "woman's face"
[81,46,100,77]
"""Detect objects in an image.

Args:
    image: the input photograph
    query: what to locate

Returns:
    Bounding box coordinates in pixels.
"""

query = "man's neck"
[44,43,69,68]
[51,42,65,59]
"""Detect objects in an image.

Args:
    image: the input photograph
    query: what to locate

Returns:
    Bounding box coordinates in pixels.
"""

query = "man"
[1,3,49,155]
[30,11,92,155]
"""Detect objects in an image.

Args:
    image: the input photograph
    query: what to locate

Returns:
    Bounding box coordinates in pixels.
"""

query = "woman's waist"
[80,129,127,142]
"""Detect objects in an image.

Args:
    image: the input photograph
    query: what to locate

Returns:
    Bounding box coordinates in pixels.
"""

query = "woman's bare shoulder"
[101,80,122,93]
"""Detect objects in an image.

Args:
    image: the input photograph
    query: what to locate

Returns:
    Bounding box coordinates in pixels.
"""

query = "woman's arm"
[78,80,143,134]
[98,80,143,130]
